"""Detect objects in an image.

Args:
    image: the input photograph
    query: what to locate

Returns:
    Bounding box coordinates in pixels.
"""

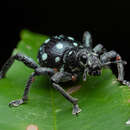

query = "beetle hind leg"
[8,72,37,107]
[8,67,55,107]
[9,67,55,107]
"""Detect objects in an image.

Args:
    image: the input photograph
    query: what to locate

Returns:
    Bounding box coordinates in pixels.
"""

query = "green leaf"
[0,30,130,130]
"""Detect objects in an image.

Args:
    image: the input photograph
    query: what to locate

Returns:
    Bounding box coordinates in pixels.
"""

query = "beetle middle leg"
[51,72,81,115]
[0,53,39,79]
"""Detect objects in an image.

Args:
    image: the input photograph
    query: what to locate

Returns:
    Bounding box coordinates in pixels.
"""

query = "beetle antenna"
[101,60,127,67]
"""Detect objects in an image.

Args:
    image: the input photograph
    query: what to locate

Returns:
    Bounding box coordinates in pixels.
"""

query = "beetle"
[0,31,129,115]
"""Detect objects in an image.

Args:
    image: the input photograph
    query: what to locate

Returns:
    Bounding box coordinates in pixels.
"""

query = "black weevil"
[0,31,129,115]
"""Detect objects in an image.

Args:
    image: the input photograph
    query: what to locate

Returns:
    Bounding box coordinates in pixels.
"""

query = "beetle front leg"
[9,67,55,107]
[51,72,81,115]
[100,51,130,87]
[116,56,130,87]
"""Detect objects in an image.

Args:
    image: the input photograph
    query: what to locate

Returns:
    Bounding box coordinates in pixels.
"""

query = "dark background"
[1,1,130,80]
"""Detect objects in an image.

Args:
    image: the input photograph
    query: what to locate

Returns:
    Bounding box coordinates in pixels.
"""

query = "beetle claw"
[72,104,82,115]
[122,80,130,87]
[8,99,24,107]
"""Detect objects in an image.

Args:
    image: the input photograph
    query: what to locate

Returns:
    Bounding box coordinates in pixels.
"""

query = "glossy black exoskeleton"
[0,31,129,115]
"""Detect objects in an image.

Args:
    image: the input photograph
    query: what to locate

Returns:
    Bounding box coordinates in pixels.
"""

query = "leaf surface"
[0,30,130,130]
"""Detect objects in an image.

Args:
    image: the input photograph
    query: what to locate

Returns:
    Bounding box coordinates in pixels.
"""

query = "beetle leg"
[9,67,55,107]
[116,56,130,87]
[100,51,130,87]
[51,72,81,115]
[9,72,37,107]
[35,67,55,77]
[93,44,106,54]
[0,53,39,79]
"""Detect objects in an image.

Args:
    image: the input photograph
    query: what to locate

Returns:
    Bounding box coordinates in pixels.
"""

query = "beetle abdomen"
[37,35,80,68]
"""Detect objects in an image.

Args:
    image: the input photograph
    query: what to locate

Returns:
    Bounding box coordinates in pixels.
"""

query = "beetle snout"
[92,64,101,70]
[87,58,101,70]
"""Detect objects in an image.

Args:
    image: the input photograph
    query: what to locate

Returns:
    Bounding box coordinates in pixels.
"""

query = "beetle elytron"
[0,31,129,115]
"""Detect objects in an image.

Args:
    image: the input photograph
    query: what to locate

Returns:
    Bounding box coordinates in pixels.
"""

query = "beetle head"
[77,49,102,80]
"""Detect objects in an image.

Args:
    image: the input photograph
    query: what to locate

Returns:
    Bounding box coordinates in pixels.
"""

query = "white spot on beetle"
[42,53,47,61]
[40,47,42,51]
[68,51,73,55]
[44,39,50,44]
[56,43,63,49]
[68,36,74,40]
[79,45,83,48]
[73,42,78,46]
[55,57,60,62]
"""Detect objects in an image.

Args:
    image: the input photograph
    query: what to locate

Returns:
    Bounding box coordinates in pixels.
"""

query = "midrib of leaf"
[50,86,57,130]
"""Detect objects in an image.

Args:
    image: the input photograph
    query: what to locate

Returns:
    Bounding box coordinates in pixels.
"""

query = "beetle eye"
[80,55,87,64]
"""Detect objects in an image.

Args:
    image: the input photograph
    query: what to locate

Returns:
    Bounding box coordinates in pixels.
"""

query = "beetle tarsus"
[121,80,130,87]
[72,104,82,115]
[8,99,24,107]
